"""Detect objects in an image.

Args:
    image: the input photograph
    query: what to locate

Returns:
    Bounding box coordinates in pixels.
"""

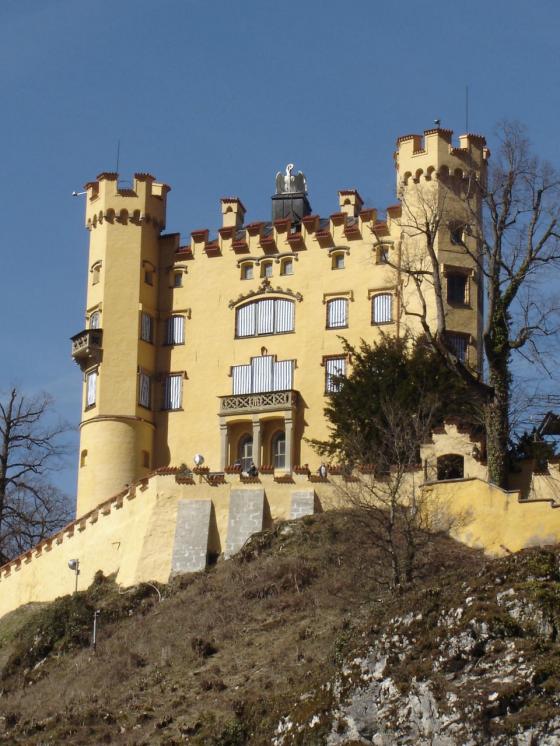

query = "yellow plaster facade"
[74,128,488,516]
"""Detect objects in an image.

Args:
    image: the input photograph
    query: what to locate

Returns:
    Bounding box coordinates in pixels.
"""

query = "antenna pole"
[465,85,469,132]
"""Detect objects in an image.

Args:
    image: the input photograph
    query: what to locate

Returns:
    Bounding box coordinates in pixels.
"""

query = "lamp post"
[68,558,80,593]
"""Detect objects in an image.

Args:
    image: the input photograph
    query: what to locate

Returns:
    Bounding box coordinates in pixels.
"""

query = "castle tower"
[394,128,490,370]
[72,172,170,515]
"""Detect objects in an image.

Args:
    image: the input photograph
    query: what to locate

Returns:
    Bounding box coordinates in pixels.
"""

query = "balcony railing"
[219,389,298,415]
[71,329,103,370]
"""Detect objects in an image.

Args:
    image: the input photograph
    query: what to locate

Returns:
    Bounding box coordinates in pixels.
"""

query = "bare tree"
[394,123,560,487]
[334,398,459,589]
[0,388,72,564]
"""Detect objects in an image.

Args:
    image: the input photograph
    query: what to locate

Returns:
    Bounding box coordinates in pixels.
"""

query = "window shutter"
[141,312,152,342]
[86,370,97,406]
[164,374,182,409]
[232,364,251,394]
[167,315,185,344]
[139,372,151,408]
[373,294,392,324]
[256,299,275,335]
[325,358,346,393]
[274,300,294,333]
[236,304,255,337]
[273,359,293,391]
[252,355,273,393]
[327,299,348,328]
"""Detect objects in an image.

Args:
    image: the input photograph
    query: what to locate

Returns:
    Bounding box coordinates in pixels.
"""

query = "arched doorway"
[238,434,253,472]
[272,431,286,469]
[437,454,464,481]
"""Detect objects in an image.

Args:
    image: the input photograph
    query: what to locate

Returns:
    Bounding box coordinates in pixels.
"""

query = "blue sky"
[1,0,559,500]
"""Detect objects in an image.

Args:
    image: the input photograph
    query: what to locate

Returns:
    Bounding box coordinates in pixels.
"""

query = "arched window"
[280,258,293,276]
[240,263,254,280]
[437,454,464,481]
[326,298,348,329]
[89,311,101,329]
[91,261,102,285]
[371,293,392,324]
[272,431,286,469]
[239,435,253,472]
[236,298,295,337]
[261,261,273,278]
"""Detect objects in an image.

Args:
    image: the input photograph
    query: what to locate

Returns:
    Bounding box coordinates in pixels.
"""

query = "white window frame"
[372,293,392,325]
[326,298,348,329]
[138,371,151,409]
[231,356,295,395]
[166,315,185,345]
[325,357,346,393]
[162,373,183,410]
[86,369,97,408]
[140,312,154,343]
[235,298,295,338]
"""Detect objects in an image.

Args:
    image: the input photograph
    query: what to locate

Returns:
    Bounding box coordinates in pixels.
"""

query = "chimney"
[221,197,246,229]
[338,190,363,217]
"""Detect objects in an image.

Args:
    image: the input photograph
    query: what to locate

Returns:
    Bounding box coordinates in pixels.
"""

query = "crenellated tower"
[72,172,170,515]
[394,128,490,370]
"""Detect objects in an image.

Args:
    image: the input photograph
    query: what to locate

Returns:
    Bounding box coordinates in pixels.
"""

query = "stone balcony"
[219,389,298,416]
[71,329,103,371]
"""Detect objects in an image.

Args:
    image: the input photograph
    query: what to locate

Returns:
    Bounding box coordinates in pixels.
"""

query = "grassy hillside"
[0,512,559,744]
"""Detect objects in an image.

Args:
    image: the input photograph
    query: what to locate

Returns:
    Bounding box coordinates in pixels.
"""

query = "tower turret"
[73,172,170,515]
[394,127,490,371]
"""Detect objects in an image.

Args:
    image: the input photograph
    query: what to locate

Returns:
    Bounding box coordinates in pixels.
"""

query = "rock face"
[273,547,560,745]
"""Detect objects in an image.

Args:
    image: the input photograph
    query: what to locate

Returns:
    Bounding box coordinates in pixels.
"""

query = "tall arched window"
[326,298,348,329]
[272,431,286,469]
[236,298,295,337]
[371,293,392,324]
[239,435,253,472]
[89,311,101,329]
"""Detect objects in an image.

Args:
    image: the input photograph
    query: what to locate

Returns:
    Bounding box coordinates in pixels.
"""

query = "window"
[91,261,102,285]
[447,273,468,305]
[142,450,150,469]
[272,431,286,469]
[162,374,183,410]
[86,370,97,408]
[372,293,392,324]
[241,263,254,280]
[80,450,87,468]
[437,454,464,481]
[231,355,294,394]
[326,298,348,329]
[173,272,183,288]
[140,312,153,343]
[450,224,464,245]
[166,315,185,345]
[238,435,253,473]
[376,245,389,264]
[332,253,345,270]
[138,371,151,409]
[446,333,468,363]
[280,258,293,275]
[325,357,346,393]
[236,298,295,337]
[144,270,154,285]
[89,311,101,329]
[261,261,273,278]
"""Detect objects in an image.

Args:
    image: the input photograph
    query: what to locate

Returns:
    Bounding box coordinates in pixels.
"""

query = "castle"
[2,127,560,618]
[73,127,486,516]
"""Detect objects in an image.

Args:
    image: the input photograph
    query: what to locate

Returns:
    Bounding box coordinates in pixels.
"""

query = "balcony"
[71,329,103,371]
[219,389,298,416]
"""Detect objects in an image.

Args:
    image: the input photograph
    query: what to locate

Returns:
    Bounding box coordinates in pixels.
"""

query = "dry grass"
[0,511,483,745]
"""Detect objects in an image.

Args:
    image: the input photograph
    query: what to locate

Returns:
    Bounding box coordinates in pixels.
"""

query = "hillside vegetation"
[0,511,559,744]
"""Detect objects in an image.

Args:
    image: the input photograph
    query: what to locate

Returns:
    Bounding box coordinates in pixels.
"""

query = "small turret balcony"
[71,329,103,371]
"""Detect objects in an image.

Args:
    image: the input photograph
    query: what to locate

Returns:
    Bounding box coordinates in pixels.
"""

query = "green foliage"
[310,335,476,465]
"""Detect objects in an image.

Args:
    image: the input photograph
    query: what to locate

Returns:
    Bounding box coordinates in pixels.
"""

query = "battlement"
[395,127,490,188]
[84,172,171,231]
